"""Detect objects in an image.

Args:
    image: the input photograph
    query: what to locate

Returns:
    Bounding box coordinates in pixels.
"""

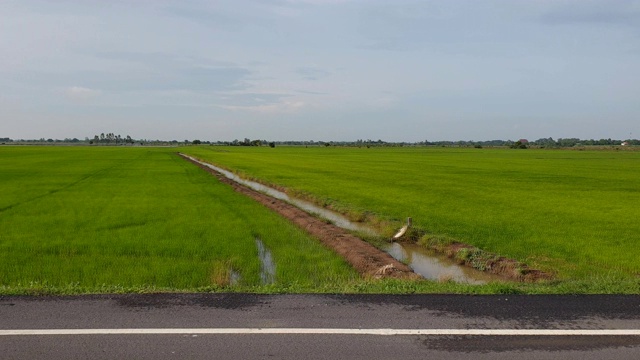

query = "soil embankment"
[434,242,553,282]
[181,154,419,280]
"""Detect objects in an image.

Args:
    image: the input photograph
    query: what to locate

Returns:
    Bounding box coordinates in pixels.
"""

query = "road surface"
[1,294,639,359]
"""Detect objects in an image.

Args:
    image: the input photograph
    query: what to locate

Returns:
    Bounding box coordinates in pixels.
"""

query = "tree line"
[219,137,639,148]
[90,133,134,145]
[2,136,639,148]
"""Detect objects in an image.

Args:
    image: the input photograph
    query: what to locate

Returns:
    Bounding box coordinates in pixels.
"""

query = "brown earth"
[181,154,420,280]
[437,242,554,282]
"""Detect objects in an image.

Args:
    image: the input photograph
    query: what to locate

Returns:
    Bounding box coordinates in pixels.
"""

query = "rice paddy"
[2,145,640,294]
[181,146,640,286]
[0,146,358,294]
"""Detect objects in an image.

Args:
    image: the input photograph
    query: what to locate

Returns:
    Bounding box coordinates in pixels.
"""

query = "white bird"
[392,217,412,240]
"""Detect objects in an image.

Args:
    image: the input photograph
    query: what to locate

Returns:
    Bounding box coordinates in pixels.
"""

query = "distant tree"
[533,137,556,147]
[557,138,580,147]
[192,139,202,145]
[268,142,276,148]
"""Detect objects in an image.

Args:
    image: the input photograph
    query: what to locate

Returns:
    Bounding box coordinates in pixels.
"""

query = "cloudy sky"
[1,0,639,142]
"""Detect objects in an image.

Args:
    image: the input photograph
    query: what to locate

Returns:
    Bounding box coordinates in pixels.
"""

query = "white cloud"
[219,100,307,114]
[65,86,101,101]
[284,0,354,4]
[2,0,639,141]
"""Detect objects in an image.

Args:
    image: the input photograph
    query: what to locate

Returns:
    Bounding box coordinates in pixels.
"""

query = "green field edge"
[3,274,640,295]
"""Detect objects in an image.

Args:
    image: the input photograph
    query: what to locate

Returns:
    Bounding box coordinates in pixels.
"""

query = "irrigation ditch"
[180,153,550,284]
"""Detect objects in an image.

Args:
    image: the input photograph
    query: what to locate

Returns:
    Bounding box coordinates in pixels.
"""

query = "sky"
[1,0,639,142]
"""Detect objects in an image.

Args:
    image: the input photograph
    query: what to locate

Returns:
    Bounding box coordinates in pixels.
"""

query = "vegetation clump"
[418,235,552,282]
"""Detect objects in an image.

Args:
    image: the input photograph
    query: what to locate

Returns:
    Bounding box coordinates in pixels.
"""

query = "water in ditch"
[183,154,375,236]
[384,242,504,284]
[256,238,276,284]
[229,270,241,285]
[184,154,503,284]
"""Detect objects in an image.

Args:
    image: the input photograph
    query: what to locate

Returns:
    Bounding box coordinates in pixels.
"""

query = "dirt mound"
[440,242,553,282]
[182,155,419,280]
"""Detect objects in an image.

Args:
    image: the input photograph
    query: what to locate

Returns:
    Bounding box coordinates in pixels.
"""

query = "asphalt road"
[1,294,639,359]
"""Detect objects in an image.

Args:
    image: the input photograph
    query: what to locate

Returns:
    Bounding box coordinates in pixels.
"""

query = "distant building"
[518,139,529,144]
[621,141,629,146]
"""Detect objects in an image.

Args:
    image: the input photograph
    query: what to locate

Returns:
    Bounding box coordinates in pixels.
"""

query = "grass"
[181,146,640,289]
[0,146,359,294]
[3,145,639,295]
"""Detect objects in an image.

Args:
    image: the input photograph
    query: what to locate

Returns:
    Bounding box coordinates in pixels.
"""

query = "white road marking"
[1,328,640,336]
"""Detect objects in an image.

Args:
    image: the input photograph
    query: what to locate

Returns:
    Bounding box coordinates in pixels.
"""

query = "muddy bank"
[384,242,506,284]
[181,154,419,280]
[421,241,554,282]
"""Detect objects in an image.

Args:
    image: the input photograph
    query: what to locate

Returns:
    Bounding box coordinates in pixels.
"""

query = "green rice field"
[0,146,359,294]
[182,146,640,289]
[2,145,639,294]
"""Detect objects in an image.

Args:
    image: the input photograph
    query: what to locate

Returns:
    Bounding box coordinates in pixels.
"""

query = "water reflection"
[256,238,276,284]
[384,243,504,284]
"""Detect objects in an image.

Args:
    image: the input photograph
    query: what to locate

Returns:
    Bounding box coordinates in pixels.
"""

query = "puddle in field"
[384,242,504,284]
[184,154,503,284]
[229,270,241,285]
[256,238,276,284]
